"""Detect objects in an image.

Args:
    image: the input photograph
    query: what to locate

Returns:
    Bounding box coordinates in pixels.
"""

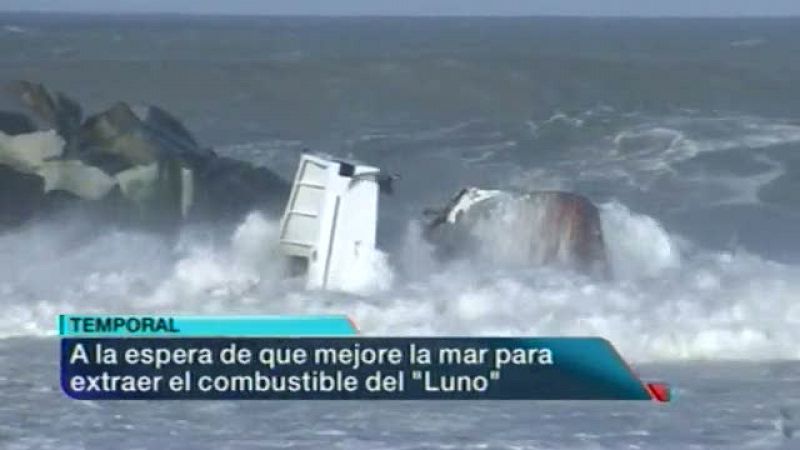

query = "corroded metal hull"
[425,188,609,278]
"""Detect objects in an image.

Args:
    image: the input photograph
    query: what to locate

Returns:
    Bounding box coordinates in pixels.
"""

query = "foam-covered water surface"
[4,206,800,363]
[1,13,800,450]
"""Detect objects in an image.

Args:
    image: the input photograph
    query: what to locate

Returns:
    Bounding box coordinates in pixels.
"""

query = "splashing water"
[1,199,799,363]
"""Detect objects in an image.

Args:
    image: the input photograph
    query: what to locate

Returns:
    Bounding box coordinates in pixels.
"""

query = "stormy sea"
[1,13,799,449]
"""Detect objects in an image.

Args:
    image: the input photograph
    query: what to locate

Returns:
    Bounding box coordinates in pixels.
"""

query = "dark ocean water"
[0,14,799,449]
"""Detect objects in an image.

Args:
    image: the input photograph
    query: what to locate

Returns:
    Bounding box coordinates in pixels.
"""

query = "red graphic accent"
[646,383,670,402]
[600,339,671,403]
[346,316,360,335]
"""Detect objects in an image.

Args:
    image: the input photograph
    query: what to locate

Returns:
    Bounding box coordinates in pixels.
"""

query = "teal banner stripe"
[59,315,357,337]
[60,337,665,401]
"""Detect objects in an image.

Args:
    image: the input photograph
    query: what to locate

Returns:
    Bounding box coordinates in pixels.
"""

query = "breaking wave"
[1,199,798,363]
[2,97,800,362]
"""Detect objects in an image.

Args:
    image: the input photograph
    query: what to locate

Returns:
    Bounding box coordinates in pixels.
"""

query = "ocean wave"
[504,113,800,215]
[1,203,798,363]
[2,25,28,34]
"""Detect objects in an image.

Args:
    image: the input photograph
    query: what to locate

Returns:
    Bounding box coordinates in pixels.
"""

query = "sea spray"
[599,201,681,280]
[1,206,800,361]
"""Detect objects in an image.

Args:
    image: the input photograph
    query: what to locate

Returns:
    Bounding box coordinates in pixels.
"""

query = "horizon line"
[2,10,800,20]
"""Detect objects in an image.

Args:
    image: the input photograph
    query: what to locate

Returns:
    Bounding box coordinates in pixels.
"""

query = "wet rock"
[190,156,289,223]
[0,111,36,135]
[80,102,160,169]
[0,80,290,232]
[6,80,82,154]
[0,164,44,227]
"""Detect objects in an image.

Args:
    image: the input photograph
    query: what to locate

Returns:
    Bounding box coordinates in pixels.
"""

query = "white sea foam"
[1,106,798,360]
[1,203,799,362]
[606,117,800,169]
[600,201,681,280]
[730,38,767,48]
[509,114,800,209]
[2,25,27,34]
[543,112,585,128]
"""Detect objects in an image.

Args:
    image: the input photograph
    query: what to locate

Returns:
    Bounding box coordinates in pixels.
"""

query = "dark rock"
[79,103,215,174]
[0,164,44,227]
[143,106,215,159]
[1,80,291,232]
[77,151,134,175]
[80,102,158,170]
[53,91,83,155]
[6,81,82,154]
[6,81,58,125]
[39,189,85,216]
[0,111,36,135]
[190,156,290,223]
[141,106,217,167]
[131,158,186,232]
[144,105,198,148]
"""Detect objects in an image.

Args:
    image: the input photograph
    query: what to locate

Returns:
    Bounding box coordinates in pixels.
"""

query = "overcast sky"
[2,0,800,17]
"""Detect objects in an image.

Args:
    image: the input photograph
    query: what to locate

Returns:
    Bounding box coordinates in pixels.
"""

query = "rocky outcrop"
[0,81,290,231]
[0,163,44,227]
[7,80,83,155]
[424,187,610,278]
[0,111,36,135]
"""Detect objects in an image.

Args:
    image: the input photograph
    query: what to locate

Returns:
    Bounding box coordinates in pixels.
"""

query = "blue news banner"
[59,315,670,401]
